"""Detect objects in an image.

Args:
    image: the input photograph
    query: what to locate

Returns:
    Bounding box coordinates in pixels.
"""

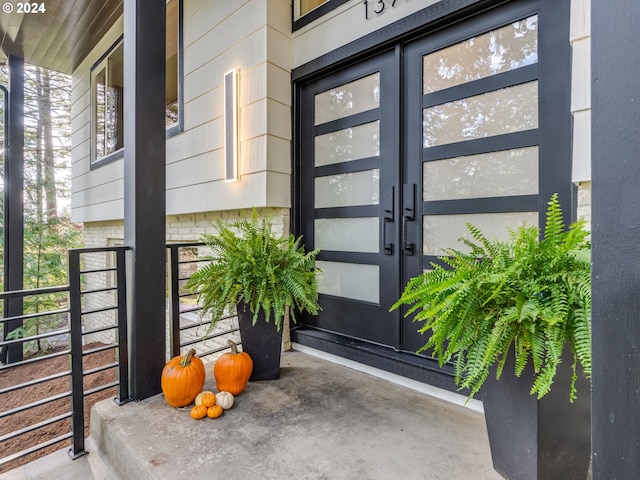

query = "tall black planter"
[482,346,591,480]
[237,302,283,381]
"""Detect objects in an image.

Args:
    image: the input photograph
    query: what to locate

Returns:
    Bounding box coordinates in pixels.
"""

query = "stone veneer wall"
[81,207,292,357]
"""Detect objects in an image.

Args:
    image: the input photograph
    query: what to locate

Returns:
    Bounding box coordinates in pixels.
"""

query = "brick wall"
[81,207,292,354]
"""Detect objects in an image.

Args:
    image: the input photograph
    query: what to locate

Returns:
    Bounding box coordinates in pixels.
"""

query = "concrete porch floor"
[0,347,502,480]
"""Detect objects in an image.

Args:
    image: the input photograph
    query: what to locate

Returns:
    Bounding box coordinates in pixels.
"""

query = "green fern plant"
[391,194,591,401]
[186,209,321,332]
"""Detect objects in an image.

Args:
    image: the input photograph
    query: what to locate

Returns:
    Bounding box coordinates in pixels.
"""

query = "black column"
[1,56,24,365]
[591,1,640,478]
[123,0,167,400]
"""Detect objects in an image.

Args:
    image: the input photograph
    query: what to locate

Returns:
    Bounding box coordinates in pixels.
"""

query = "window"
[91,0,183,165]
[293,0,349,30]
[92,39,124,163]
[166,0,181,130]
[299,0,329,16]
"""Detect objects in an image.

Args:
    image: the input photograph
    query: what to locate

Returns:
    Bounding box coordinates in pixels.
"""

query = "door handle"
[403,184,415,256]
[384,218,393,255]
[383,186,394,255]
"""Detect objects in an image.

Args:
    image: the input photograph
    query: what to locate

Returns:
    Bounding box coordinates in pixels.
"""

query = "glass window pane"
[94,68,106,159]
[315,121,380,166]
[316,261,379,303]
[423,212,538,256]
[166,0,179,126]
[300,0,329,15]
[423,15,538,94]
[315,217,379,253]
[106,43,124,154]
[315,73,380,125]
[315,169,380,208]
[423,81,538,147]
[423,147,539,201]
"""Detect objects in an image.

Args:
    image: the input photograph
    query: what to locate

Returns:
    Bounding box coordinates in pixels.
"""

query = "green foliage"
[186,209,321,331]
[391,194,591,401]
[2,216,83,354]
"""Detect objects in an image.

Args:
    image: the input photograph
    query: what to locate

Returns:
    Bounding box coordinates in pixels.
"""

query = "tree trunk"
[40,68,57,220]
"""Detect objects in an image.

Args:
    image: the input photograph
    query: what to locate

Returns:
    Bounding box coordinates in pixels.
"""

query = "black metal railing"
[0,246,130,470]
[166,243,239,360]
[1,243,238,471]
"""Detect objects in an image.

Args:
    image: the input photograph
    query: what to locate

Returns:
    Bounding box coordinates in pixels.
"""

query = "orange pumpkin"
[214,340,253,395]
[190,405,208,420]
[200,392,216,408]
[161,348,206,407]
[207,405,224,419]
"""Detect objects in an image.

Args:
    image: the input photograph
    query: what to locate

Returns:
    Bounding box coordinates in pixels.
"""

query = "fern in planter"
[186,209,321,331]
[392,194,591,401]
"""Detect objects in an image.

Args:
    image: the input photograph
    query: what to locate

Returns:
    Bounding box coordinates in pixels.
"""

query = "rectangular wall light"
[224,69,239,182]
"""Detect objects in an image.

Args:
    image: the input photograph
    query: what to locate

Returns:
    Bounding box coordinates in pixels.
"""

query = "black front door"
[298,51,402,346]
[296,0,571,373]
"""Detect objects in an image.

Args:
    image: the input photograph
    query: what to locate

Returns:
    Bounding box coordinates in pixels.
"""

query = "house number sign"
[363,0,405,20]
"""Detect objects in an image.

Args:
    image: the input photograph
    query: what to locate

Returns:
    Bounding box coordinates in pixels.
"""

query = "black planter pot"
[482,345,591,480]
[237,302,283,381]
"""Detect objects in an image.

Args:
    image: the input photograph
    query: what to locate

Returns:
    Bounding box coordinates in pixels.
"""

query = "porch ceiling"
[0,0,123,74]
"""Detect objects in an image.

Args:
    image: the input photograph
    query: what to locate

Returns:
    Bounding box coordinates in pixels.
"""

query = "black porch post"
[1,56,24,365]
[591,1,640,478]
[123,0,166,400]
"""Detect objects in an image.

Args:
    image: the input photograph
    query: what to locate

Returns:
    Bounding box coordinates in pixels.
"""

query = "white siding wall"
[72,1,592,224]
[71,0,293,224]
[571,0,591,184]
[71,17,125,223]
[570,0,591,225]
[292,0,438,68]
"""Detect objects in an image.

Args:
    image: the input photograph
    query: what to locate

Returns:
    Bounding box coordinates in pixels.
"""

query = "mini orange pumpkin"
[190,405,208,420]
[200,392,216,408]
[161,348,206,407]
[207,405,223,419]
[214,340,253,395]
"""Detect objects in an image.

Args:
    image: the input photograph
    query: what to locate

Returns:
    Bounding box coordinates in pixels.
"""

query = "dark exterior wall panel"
[591,1,640,477]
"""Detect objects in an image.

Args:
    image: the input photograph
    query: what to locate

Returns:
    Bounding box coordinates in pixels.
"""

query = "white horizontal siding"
[72,1,293,224]
[292,0,436,68]
[571,0,591,183]
[71,16,125,223]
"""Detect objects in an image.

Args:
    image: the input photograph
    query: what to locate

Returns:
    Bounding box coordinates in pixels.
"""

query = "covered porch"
[0,0,638,479]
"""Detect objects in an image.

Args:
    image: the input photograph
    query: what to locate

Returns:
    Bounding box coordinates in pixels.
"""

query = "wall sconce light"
[224,69,239,182]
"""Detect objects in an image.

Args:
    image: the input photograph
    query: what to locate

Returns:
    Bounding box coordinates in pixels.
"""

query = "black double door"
[297,0,569,362]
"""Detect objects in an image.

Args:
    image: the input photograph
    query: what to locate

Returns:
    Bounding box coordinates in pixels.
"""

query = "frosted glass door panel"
[315,169,380,208]
[423,211,538,256]
[423,147,539,201]
[315,217,379,253]
[315,73,380,125]
[316,261,379,303]
[423,81,538,147]
[315,121,380,166]
[423,15,538,94]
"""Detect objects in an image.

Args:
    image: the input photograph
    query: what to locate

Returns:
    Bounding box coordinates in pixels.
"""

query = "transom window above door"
[294,0,349,29]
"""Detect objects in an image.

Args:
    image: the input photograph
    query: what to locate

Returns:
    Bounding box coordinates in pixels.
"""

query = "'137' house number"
[364,0,404,19]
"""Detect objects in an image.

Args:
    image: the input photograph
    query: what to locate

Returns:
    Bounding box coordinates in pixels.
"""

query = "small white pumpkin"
[215,391,235,410]
[195,390,216,406]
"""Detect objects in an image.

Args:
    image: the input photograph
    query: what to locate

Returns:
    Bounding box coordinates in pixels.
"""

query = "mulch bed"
[0,343,117,474]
